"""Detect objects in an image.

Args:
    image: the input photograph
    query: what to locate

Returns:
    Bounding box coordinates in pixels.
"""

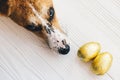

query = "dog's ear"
[0,0,15,16]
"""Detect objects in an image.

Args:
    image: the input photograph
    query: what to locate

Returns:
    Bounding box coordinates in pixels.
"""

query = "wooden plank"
[0,17,112,80]
[53,0,120,80]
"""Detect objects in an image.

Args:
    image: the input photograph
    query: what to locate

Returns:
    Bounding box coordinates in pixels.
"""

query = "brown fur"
[0,0,62,34]
[0,0,70,54]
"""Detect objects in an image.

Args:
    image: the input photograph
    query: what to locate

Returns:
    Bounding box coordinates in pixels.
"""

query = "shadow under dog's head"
[0,0,70,55]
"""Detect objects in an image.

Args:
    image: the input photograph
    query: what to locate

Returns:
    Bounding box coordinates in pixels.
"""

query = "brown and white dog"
[0,0,70,54]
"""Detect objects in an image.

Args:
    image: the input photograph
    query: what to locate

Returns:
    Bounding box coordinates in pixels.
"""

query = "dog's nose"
[58,45,70,55]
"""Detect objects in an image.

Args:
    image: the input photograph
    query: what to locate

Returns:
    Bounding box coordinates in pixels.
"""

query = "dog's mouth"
[28,3,70,54]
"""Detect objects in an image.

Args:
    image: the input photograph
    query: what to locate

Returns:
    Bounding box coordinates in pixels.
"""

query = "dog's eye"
[26,23,42,31]
[48,7,55,22]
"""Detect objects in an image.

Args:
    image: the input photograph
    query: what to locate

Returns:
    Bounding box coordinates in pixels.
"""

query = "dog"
[0,0,70,55]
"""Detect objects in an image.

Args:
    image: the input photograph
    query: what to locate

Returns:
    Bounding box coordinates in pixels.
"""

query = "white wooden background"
[0,0,120,80]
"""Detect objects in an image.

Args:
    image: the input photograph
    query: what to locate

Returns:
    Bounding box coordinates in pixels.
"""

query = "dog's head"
[0,0,70,54]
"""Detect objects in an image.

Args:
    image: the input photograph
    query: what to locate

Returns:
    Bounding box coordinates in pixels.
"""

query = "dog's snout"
[58,45,70,55]
[46,25,70,54]
[26,24,42,31]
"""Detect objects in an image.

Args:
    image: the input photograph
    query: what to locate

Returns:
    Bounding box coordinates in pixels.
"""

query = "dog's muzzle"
[45,24,70,55]
[28,3,70,54]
